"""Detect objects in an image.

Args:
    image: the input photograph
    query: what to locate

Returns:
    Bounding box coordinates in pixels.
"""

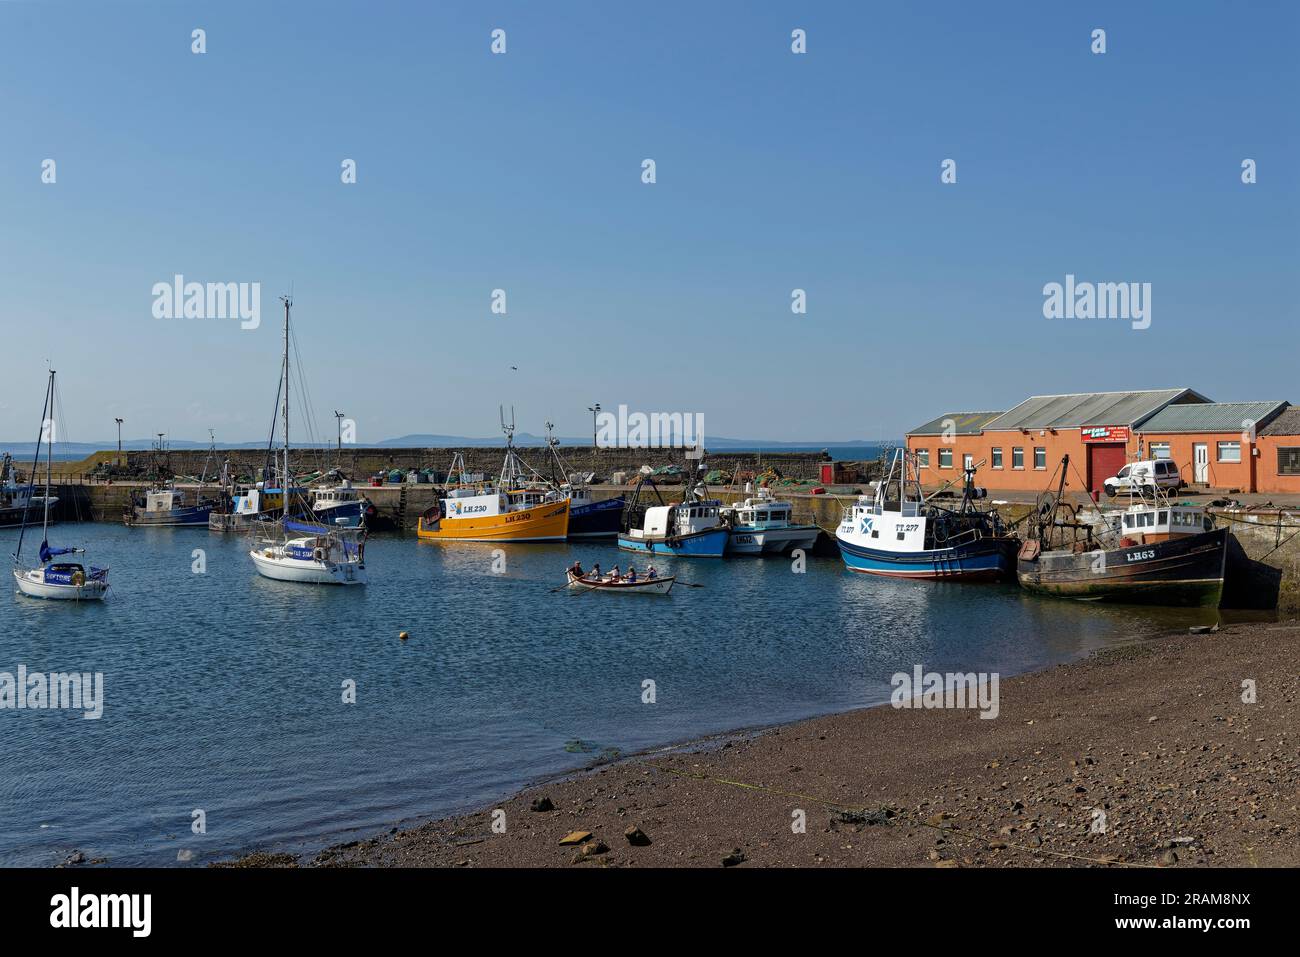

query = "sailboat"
[11,370,110,600]
[248,296,367,586]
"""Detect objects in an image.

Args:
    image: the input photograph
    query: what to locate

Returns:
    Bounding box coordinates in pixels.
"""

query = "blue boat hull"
[838,536,1017,580]
[125,504,215,527]
[569,497,624,539]
[314,500,366,528]
[618,527,729,558]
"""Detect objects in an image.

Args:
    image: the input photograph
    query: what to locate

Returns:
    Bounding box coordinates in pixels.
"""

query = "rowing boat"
[565,570,674,595]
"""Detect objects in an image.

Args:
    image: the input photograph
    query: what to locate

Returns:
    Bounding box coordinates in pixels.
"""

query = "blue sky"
[1,0,1295,445]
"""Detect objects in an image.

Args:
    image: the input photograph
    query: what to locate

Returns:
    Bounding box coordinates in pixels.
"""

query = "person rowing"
[570,560,584,579]
[609,565,620,583]
[646,564,657,580]
[626,567,637,583]
[590,562,601,581]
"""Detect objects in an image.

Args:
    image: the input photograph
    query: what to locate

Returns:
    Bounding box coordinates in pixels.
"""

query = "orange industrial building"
[907,390,1298,496]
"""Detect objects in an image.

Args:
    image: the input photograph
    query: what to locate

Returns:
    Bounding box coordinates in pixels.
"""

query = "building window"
[916,449,930,468]
[1279,448,1300,476]
[1012,447,1024,469]
[1150,442,1171,459]
[991,447,1003,469]
[938,449,953,468]
[1034,447,1046,470]
[1217,441,1241,463]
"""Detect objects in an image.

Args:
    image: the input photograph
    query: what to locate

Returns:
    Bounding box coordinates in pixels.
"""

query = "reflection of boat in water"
[721,488,819,555]
[1017,455,1227,607]
[565,569,674,595]
[418,414,570,544]
[11,370,110,601]
[125,485,216,527]
[835,449,1017,580]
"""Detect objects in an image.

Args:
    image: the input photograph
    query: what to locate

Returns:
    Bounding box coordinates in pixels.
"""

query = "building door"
[1193,443,1209,483]
[963,453,974,472]
[1086,443,1128,495]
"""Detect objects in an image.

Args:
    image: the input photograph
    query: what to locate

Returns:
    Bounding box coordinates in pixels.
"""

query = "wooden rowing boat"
[565,570,674,595]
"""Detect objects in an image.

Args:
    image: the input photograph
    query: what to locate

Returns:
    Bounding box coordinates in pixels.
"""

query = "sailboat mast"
[281,295,291,503]
[13,370,54,564]
[43,370,54,537]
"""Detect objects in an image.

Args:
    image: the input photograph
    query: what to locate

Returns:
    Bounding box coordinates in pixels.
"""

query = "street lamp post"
[587,403,601,448]
[115,418,123,467]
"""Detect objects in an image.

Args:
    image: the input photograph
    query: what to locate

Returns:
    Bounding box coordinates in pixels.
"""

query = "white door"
[1193,443,1208,483]
[963,453,974,471]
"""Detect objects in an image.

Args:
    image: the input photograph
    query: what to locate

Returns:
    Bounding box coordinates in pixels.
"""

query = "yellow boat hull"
[417,500,570,543]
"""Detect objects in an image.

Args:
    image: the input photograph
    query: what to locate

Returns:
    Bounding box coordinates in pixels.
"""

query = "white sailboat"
[11,370,110,600]
[248,296,367,586]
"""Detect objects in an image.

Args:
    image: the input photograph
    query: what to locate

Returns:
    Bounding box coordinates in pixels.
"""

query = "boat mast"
[281,295,292,509]
[43,370,54,539]
[14,370,54,565]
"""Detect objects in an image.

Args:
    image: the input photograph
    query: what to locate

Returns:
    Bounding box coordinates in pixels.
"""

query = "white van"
[1103,459,1183,497]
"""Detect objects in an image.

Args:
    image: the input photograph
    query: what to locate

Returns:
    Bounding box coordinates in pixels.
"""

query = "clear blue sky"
[1,0,1295,445]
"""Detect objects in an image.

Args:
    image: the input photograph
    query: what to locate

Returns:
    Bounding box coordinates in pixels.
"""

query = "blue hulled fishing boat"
[619,492,729,558]
[835,449,1017,580]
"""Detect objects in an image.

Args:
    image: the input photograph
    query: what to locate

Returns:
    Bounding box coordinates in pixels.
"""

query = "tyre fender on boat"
[71,570,86,587]
[313,546,327,562]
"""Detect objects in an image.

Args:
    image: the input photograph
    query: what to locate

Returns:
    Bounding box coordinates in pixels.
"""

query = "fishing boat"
[564,569,675,595]
[1017,455,1227,606]
[835,449,1017,580]
[248,295,367,586]
[0,453,57,529]
[417,414,570,544]
[542,422,623,539]
[310,478,374,528]
[209,484,300,532]
[124,484,216,527]
[618,480,730,558]
[720,488,820,555]
[11,370,110,601]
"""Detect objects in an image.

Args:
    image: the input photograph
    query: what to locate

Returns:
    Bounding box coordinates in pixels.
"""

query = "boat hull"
[12,568,108,600]
[727,524,820,555]
[249,548,367,585]
[618,527,729,558]
[837,534,1018,580]
[1017,527,1227,607]
[568,497,624,539]
[313,500,367,528]
[126,504,215,527]
[565,570,673,595]
[417,500,569,543]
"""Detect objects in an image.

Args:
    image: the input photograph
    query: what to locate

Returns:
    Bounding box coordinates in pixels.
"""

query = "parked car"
[1103,459,1183,497]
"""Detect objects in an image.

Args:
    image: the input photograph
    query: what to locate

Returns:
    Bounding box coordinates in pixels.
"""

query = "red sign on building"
[1081,426,1129,443]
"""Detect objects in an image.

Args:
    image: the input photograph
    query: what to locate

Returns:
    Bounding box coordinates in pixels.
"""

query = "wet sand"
[228,620,1299,868]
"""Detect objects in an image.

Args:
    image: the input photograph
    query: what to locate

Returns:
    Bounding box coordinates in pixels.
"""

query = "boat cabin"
[144,489,187,512]
[1115,504,1212,544]
[631,500,722,540]
[313,482,359,507]
[725,495,795,529]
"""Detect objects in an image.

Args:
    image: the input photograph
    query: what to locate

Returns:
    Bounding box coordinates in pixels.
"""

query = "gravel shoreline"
[225,620,1299,868]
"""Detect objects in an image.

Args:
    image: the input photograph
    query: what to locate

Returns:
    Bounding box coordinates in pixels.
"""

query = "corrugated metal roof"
[1139,401,1288,434]
[984,389,1208,431]
[907,411,1004,436]
[1260,406,1300,436]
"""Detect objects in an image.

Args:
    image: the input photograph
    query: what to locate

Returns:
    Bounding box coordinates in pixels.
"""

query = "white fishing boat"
[310,478,372,528]
[11,370,110,601]
[248,296,367,586]
[0,453,58,529]
[720,488,820,555]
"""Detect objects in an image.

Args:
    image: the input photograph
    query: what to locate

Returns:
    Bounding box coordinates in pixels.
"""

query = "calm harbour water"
[0,521,1219,867]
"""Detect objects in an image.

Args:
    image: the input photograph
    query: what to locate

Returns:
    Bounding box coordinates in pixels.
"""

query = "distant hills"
[0,435,891,456]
